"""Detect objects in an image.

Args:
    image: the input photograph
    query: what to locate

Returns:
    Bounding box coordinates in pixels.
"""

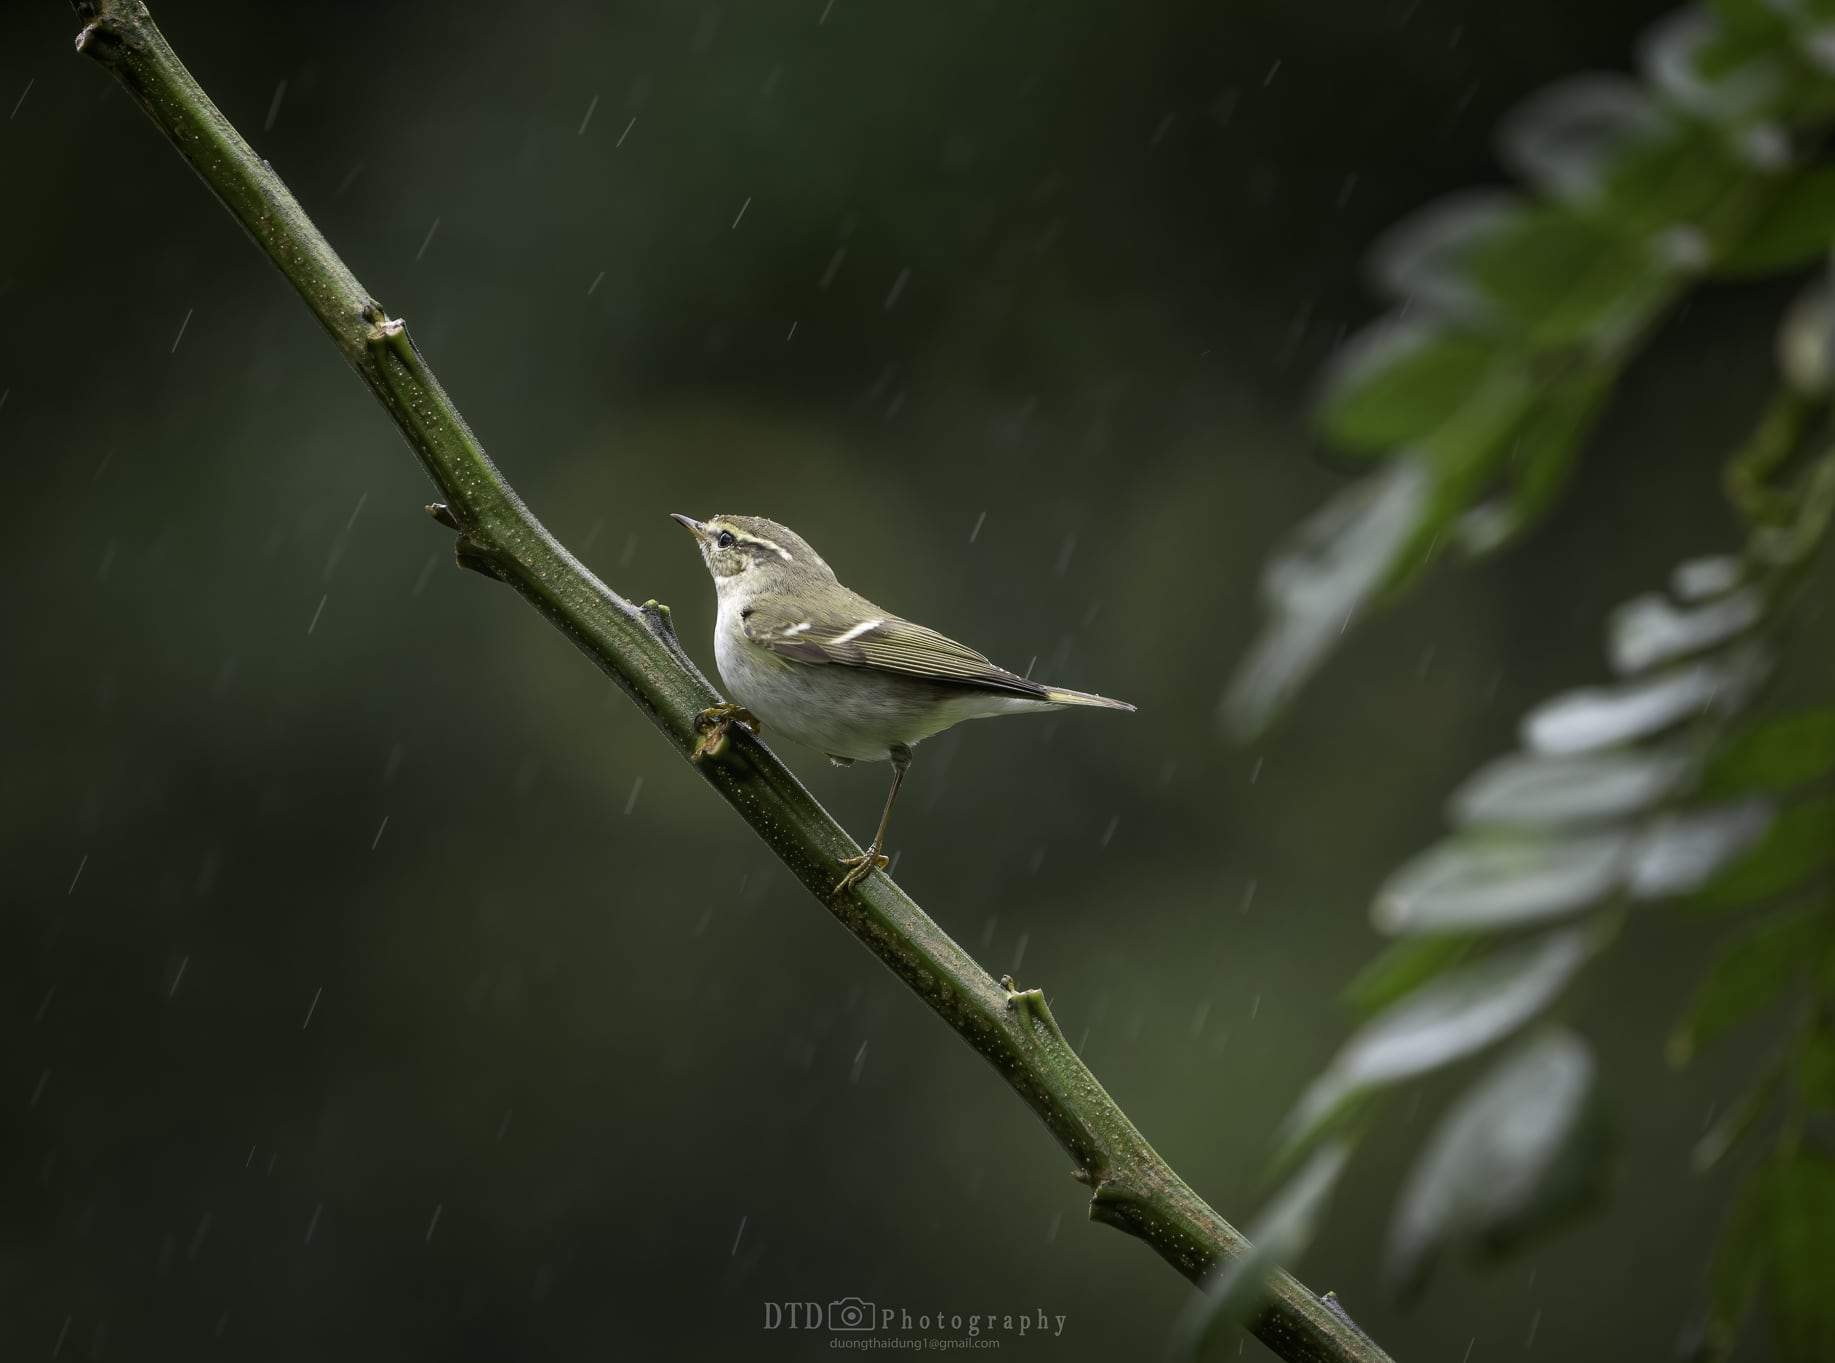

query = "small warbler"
[672,513,1135,895]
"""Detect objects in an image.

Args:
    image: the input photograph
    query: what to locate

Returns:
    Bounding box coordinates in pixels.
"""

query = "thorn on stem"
[426,502,460,530]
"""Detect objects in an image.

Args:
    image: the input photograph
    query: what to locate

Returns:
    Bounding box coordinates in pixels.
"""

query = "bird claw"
[831,847,890,897]
[691,704,760,761]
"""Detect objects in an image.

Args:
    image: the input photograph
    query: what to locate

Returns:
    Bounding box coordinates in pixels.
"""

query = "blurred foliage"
[1222,333,1835,1353]
[1205,2,1835,1356]
[1225,0,1835,737]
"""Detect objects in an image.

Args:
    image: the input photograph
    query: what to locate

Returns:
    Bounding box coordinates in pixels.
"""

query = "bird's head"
[670,513,834,594]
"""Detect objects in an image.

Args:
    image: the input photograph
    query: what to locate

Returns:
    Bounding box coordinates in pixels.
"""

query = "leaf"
[1463,205,1678,349]
[1454,369,1614,555]
[1374,830,1631,934]
[1385,1029,1601,1296]
[1672,555,1745,600]
[1221,459,1431,738]
[1497,76,1668,208]
[1639,8,1796,126]
[1718,168,1835,278]
[1627,800,1775,899]
[1691,794,1835,910]
[1668,903,1824,1064]
[1606,587,1766,674]
[1691,1061,1784,1173]
[1706,0,1787,37]
[1699,708,1835,798]
[1767,1152,1835,1363]
[1449,746,1697,827]
[1282,928,1597,1151]
[1702,1161,1772,1361]
[1594,120,1752,242]
[1369,191,1525,321]
[1176,1142,1352,1360]
[1342,934,1478,1015]
[1315,319,1508,456]
[1521,645,1769,754]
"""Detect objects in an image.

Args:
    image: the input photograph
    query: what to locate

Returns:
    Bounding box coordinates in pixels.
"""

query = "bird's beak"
[669,512,707,541]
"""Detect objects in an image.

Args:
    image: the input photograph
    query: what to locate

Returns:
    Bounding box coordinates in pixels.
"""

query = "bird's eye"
[715,530,736,549]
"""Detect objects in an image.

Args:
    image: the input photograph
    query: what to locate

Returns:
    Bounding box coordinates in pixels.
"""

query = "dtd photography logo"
[763,1296,1069,1350]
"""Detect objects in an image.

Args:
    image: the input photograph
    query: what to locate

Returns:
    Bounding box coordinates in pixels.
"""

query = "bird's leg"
[691,703,760,762]
[834,744,911,897]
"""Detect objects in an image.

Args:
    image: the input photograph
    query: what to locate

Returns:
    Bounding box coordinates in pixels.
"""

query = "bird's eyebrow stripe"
[737,534,793,562]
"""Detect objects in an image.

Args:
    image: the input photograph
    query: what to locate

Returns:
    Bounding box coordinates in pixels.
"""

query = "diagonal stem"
[63,5,1392,1360]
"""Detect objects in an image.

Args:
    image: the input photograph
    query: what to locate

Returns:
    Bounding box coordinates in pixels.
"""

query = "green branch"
[64,5,1391,1359]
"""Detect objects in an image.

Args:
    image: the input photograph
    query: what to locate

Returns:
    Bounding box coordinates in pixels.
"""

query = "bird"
[671,513,1134,895]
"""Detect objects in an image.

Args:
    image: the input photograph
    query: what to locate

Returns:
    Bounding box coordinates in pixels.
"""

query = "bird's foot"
[832,845,890,898]
[691,704,760,761]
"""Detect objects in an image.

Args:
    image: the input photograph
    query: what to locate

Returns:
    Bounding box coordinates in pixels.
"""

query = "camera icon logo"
[827,1297,876,1331]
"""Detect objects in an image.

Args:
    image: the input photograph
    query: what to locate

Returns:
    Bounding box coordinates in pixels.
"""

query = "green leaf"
[1449,745,1695,826]
[1464,206,1676,348]
[1691,1061,1784,1174]
[1669,904,1824,1065]
[1703,1161,1771,1361]
[1342,934,1478,1015]
[1283,927,1597,1153]
[1768,1153,1835,1363]
[1373,829,1630,934]
[1593,121,1749,242]
[1699,708,1835,798]
[1719,169,1835,278]
[1316,321,1509,456]
[1385,1029,1603,1297]
[1221,459,1433,739]
[1454,368,1617,555]
[1707,0,1787,36]
[1176,1142,1352,1361]
[1691,795,1835,910]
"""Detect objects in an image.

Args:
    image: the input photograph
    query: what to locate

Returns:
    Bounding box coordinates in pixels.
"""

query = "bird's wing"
[741,594,1045,697]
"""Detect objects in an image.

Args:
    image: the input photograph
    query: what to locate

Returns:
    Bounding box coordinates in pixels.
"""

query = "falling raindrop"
[263,78,287,132]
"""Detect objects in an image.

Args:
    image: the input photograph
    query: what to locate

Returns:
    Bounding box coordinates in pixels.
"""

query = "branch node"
[692,703,760,762]
[426,502,461,531]
[640,598,718,689]
[453,533,509,582]
[1321,1292,1375,1344]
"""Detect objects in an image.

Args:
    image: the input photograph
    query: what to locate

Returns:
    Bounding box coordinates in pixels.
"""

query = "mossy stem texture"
[66,6,1391,1360]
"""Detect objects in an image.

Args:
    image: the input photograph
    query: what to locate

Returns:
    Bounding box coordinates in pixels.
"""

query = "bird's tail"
[1042,685,1136,712]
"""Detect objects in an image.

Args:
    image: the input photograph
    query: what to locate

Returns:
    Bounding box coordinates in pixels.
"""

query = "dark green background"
[1,1,1813,1359]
